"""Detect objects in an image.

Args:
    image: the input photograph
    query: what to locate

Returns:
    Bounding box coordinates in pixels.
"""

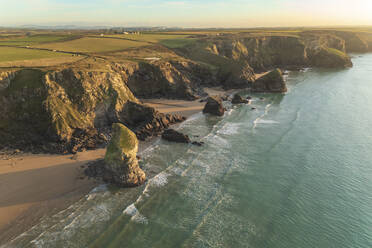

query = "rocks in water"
[162,129,191,143]
[104,123,146,187]
[192,141,204,147]
[119,101,186,141]
[161,129,204,146]
[231,94,248,104]
[251,69,287,93]
[203,96,225,116]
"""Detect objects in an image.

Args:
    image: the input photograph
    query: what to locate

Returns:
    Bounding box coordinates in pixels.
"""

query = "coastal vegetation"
[1,28,372,155]
[33,37,149,53]
[0,47,70,62]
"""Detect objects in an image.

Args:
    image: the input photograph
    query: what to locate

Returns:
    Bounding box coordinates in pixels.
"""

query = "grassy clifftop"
[0,28,370,153]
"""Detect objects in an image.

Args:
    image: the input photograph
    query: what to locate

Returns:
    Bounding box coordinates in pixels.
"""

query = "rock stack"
[203,96,225,116]
[104,123,146,187]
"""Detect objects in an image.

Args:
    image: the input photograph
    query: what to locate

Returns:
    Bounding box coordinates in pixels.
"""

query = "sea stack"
[251,69,287,93]
[104,123,146,187]
[203,96,225,116]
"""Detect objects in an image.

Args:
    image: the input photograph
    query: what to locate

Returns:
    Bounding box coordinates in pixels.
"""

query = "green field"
[103,33,196,48]
[0,47,70,62]
[33,37,149,53]
[0,35,74,47]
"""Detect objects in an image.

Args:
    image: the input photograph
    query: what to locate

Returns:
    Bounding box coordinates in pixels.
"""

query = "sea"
[3,54,372,248]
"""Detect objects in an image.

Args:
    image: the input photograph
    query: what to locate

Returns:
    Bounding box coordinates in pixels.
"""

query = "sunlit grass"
[0,47,69,62]
[0,35,74,47]
[33,37,149,53]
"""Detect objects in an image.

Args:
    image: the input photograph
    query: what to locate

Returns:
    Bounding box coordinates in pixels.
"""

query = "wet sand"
[0,149,105,244]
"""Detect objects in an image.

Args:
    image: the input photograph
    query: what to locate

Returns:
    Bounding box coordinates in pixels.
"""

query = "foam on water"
[123,204,148,224]
[253,103,273,128]
[217,122,241,135]
[254,119,279,124]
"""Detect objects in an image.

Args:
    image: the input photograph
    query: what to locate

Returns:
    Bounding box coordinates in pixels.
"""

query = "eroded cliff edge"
[0,30,370,154]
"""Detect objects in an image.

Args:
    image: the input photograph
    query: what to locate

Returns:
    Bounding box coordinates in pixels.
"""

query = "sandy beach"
[0,149,106,243]
[0,89,230,244]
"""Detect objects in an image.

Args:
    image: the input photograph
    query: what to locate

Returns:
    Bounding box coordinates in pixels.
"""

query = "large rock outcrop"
[309,47,352,68]
[162,129,191,143]
[203,96,225,116]
[104,123,146,187]
[251,69,287,93]
[123,60,213,100]
[0,66,139,153]
[119,101,186,141]
[206,36,308,72]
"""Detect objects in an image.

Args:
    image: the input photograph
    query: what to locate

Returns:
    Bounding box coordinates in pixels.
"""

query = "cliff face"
[308,47,352,68]
[179,33,356,90]
[0,67,140,153]
[0,58,205,153]
[43,68,139,142]
[333,31,369,53]
[0,30,370,154]
[122,60,213,100]
[206,36,308,72]
[252,69,287,93]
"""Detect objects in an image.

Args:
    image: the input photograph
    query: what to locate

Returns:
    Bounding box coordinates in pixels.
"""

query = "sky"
[1,0,372,28]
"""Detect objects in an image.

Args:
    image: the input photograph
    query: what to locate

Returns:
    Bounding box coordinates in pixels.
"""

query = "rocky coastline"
[0,30,370,157]
[1,29,371,244]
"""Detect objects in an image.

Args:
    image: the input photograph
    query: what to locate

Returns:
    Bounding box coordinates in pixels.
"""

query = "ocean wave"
[217,123,241,135]
[253,103,273,128]
[123,204,148,224]
[254,119,279,124]
[136,171,170,203]
[148,171,170,187]
[206,135,230,148]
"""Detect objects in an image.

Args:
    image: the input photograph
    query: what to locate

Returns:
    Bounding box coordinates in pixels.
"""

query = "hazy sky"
[1,0,372,27]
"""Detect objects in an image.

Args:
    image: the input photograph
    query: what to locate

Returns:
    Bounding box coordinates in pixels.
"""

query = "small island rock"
[104,123,146,187]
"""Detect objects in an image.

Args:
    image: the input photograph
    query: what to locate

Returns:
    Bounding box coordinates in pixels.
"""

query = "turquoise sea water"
[4,54,372,248]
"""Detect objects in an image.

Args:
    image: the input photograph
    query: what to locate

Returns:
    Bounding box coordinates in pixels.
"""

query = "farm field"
[102,33,197,48]
[32,37,150,53]
[0,47,82,67]
[0,35,74,47]
[0,47,72,62]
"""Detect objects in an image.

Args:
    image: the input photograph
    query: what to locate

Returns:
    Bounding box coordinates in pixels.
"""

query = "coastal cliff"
[0,63,188,153]
[0,30,370,154]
